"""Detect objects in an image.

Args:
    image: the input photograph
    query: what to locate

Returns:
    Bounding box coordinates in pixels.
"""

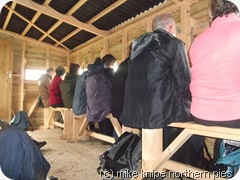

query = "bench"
[141,122,240,180]
[42,107,73,140]
[67,113,122,144]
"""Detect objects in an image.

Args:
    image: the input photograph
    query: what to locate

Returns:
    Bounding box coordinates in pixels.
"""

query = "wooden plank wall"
[70,0,211,65]
[0,32,69,127]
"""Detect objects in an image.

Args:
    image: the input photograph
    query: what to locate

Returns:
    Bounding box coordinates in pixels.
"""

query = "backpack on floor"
[97,132,141,179]
[215,140,240,178]
[10,111,33,131]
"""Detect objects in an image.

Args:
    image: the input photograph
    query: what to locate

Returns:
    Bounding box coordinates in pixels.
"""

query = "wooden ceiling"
[0,0,166,51]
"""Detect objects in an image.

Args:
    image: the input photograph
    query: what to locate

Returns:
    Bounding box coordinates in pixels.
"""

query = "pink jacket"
[189,13,240,121]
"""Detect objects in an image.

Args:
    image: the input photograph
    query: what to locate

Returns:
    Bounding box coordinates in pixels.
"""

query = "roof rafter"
[38,0,88,42]
[21,0,52,36]
[54,0,127,47]
[13,0,110,37]
[4,5,70,50]
[3,1,16,30]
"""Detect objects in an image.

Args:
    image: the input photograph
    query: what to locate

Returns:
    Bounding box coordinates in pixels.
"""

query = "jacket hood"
[130,30,175,61]
[86,64,104,77]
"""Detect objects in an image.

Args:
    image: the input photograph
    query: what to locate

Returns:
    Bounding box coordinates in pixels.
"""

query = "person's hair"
[102,54,116,66]
[153,13,175,31]
[55,66,65,76]
[94,57,102,65]
[46,67,54,73]
[69,63,80,74]
[211,0,239,21]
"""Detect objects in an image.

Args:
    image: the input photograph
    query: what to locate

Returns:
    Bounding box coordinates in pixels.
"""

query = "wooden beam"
[4,5,70,51]
[38,21,63,42]
[27,96,39,117]
[54,28,79,46]
[180,3,192,50]
[66,0,87,16]
[0,29,69,53]
[39,0,86,42]
[21,0,52,36]
[54,0,127,47]
[88,0,127,24]
[20,42,26,111]
[13,0,109,37]
[21,12,41,36]
[122,30,128,60]
[3,2,16,30]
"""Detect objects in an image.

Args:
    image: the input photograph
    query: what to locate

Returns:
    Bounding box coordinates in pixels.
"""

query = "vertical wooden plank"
[180,3,191,50]
[102,39,109,57]
[0,41,13,121]
[142,128,163,172]
[122,30,128,61]
[147,19,153,32]
[89,45,93,62]
[46,47,49,68]
[20,41,26,111]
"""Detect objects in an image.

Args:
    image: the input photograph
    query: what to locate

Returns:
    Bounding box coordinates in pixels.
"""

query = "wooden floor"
[28,128,191,180]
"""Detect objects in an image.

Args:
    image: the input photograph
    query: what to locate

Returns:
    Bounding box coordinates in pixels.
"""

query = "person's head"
[102,54,116,69]
[211,0,239,21]
[69,63,80,74]
[153,13,176,36]
[55,66,65,76]
[94,57,102,65]
[46,67,54,77]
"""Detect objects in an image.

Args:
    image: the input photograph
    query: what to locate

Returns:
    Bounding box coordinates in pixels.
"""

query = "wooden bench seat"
[42,107,73,140]
[140,122,240,180]
[67,113,122,143]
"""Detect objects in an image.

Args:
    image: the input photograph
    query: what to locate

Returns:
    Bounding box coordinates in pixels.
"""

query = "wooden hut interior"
[0,0,211,126]
[4,1,240,180]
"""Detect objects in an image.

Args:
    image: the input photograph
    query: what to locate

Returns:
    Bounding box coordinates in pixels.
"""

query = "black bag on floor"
[97,132,141,179]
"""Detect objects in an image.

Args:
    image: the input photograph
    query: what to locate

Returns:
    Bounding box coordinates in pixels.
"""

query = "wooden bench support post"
[41,107,74,140]
[142,128,163,173]
[153,129,192,171]
[69,113,123,144]
[59,108,73,140]
[147,122,240,180]
[67,114,89,142]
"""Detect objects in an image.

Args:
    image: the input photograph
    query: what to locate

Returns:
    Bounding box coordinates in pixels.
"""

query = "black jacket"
[120,30,191,129]
[111,57,129,119]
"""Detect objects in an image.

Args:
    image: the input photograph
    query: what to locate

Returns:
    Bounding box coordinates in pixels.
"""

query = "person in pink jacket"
[190,0,240,127]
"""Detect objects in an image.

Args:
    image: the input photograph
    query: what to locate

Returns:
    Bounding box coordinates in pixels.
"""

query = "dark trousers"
[193,116,240,128]
[98,118,114,137]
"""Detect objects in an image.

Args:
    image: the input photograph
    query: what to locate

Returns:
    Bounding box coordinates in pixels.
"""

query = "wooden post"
[142,128,163,173]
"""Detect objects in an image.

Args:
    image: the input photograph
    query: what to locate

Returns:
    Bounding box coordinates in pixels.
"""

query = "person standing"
[38,67,54,108]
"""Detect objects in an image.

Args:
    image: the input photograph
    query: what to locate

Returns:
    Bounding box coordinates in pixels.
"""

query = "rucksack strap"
[204,141,214,164]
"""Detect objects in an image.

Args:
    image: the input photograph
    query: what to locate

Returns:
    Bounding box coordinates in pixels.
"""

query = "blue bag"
[10,111,33,131]
[216,140,240,177]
